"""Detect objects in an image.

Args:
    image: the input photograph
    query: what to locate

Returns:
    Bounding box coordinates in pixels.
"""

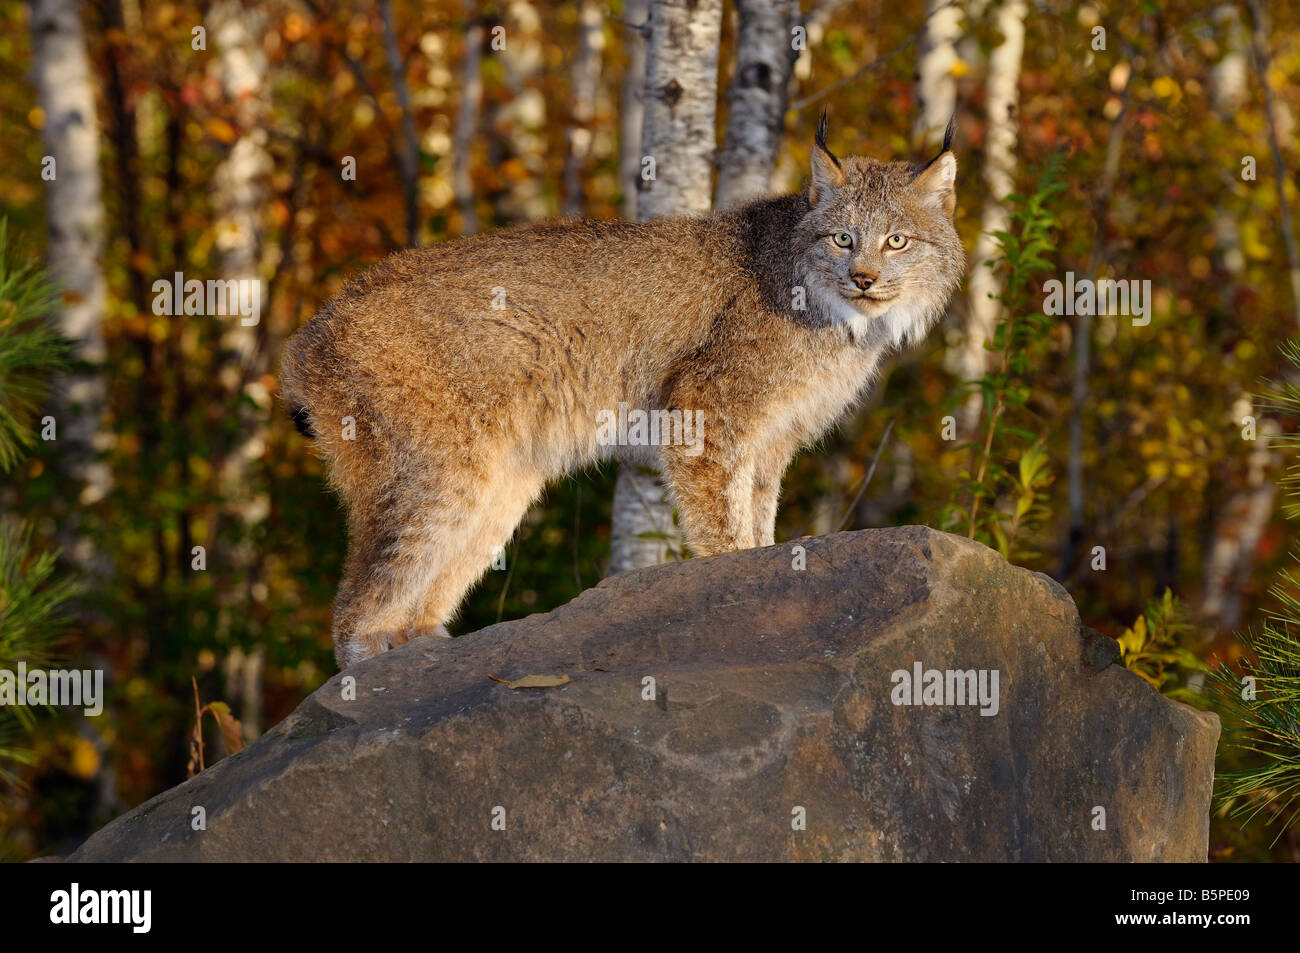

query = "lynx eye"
[886,234,909,250]
[831,232,854,249]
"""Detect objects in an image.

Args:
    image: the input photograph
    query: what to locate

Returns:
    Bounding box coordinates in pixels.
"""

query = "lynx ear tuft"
[912,151,957,218]
[940,114,955,155]
[816,109,831,152]
[810,109,845,205]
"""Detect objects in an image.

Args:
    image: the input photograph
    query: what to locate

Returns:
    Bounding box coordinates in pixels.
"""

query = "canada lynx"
[281,116,964,668]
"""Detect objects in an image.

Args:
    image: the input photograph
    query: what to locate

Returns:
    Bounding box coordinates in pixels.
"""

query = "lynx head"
[793,112,965,348]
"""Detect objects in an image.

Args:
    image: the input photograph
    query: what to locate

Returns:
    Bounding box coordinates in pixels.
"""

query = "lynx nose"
[851,272,877,291]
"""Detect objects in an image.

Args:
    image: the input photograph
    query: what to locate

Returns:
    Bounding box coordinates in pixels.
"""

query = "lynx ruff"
[281,116,965,668]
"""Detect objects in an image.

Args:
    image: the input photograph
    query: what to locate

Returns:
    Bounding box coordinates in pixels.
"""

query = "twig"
[573,483,583,591]
[191,676,204,774]
[966,315,1015,538]
[300,0,392,130]
[265,129,402,249]
[788,0,961,112]
[836,418,896,532]
[607,11,649,37]
[495,544,517,623]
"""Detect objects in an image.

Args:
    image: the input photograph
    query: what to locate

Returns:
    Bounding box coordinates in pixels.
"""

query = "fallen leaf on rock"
[506,674,571,690]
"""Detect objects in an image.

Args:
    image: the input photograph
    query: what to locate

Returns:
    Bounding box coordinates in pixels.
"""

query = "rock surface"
[67,526,1219,862]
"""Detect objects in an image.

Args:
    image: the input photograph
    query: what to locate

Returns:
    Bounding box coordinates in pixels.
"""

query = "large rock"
[67,526,1219,862]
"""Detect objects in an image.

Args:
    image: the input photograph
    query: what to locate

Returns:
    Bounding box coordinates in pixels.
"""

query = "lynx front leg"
[662,444,756,557]
[751,450,792,548]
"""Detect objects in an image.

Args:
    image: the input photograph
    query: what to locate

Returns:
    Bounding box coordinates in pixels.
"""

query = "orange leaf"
[204,117,238,145]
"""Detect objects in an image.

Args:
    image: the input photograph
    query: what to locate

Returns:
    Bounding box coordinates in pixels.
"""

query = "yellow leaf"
[1118,616,1147,658]
[1152,76,1179,99]
[207,701,245,754]
[507,674,571,690]
[68,736,100,780]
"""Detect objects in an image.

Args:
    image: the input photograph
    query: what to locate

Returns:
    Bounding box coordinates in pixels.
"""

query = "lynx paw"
[336,625,451,669]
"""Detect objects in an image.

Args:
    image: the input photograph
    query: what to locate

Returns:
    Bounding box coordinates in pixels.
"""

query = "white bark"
[210,0,271,445]
[608,0,722,574]
[210,0,270,375]
[714,0,799,210]
[618,0,649,220]
[609,462,683,574]
[913,0,963,152]
[30,0,111,535]
[209,0,272,739]
[633,0,722,220]
[563,0,605,216]
[221,643,266,739]
[1201,7,1278,632]
[1211,4,1247,279]
[1212,6,1248,130]
[453,1,484,234]
[1202,418,1278,631]
[957,0,1025,433]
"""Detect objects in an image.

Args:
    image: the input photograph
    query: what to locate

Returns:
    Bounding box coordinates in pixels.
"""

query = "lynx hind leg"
[330,461,542,669]
[330,499,435,668]
[401,466,542,642]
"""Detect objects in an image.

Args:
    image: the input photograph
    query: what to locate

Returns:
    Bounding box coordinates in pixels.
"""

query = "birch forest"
[3,0,1300,863]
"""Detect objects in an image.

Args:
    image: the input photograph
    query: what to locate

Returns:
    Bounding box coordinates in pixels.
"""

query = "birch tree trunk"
[713,0,799,210]
[29,0,110,569]
[957,0,1025,433]
[1201,6,1278,631]
[209,0,272,739]
[1202,418,1278,631]
[635,0,721,219]
[913,0,963,152]
[618,0,649,220]
[608,0,722,574]
[29,0,116,822]
[1210,4,1247,284]
[563,0,605,216]
[453,1,484,234]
